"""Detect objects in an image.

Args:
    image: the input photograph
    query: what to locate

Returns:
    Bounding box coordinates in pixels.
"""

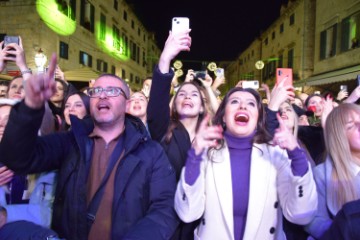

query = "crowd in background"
[0,30,360,240]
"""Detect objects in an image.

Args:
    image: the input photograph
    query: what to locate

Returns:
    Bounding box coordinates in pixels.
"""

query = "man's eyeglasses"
[87,87,128,99]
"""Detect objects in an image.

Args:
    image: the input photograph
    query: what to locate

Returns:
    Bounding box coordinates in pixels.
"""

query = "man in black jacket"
[0,54,178,240]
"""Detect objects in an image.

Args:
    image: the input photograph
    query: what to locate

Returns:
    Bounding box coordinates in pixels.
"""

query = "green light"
[36,0,76,36]
[95,22,129,61]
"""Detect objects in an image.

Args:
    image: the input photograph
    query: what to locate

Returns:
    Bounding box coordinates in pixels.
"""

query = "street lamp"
[34,48,47,73]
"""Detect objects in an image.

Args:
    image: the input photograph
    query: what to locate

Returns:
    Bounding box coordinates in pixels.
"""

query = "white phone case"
[171,17,189,34]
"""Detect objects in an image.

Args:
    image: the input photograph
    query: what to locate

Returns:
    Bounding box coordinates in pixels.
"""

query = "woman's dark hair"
[212,87,272,147]
[62,92,90,129]
[164,81,206,143]
[304,93,323,108]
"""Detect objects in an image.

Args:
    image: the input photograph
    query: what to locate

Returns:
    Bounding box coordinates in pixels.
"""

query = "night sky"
[126,0,288,69]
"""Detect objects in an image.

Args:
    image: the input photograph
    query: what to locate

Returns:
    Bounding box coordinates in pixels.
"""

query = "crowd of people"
[0,28,360,240]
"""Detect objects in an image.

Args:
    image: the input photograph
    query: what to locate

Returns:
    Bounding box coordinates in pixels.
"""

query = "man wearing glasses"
[0,54,178,240]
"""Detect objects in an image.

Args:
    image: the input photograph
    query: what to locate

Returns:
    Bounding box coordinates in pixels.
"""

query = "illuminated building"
[0,0,161,90]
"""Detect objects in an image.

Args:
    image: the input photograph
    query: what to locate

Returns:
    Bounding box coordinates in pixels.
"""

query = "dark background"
[126,0,289,69]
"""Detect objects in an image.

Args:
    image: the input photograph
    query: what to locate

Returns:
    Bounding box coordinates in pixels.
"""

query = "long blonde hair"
[324,103,360,211]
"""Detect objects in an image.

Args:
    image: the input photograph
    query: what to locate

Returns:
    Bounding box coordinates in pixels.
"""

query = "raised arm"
[147,30,191,141]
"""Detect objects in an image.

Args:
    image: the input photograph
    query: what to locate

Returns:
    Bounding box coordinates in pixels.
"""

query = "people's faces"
[0,105,11,141]
[0,86,8,98]
[63,94,87,126]
[126,92,148,122]
[307,96,324,117]
[175,84,204,119]
[223,91,259,137]
[8,78,24,100]
[346,111,360,153]
[50,81,65,103]
[90,76,128,127]
[279,102,295,130]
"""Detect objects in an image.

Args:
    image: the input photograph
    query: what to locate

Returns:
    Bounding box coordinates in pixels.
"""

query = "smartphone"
[340,85,348,92]
[194,71,206,79]
[242,80,259,89]
[171,17,189,34]
[357,75,360,86]
[215,68,224,77]
[276,68,293,87]
[4,35,19,47]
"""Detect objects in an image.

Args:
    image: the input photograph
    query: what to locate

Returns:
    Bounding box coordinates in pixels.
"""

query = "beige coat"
[175,143,317,240]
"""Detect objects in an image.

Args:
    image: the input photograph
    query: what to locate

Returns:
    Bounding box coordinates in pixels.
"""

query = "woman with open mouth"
[175,87,318,240]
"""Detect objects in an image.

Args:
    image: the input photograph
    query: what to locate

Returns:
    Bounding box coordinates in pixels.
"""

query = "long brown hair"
[164,81,206,143]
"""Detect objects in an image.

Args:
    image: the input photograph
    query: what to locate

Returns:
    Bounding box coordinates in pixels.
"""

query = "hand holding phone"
[171,17,190,34]
[276,68,293,88]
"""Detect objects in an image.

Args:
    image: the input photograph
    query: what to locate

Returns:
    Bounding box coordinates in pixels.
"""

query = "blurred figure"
[0,81,9,98]
[0,99,58,238]
[141,77,152,99]
[305,103,360,239]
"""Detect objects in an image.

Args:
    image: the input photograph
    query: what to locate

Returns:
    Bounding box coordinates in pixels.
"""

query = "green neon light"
[95,22,129,61]
[36,0,76,36]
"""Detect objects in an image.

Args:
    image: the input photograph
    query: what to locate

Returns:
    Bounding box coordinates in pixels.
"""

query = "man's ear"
[125,100,131,112]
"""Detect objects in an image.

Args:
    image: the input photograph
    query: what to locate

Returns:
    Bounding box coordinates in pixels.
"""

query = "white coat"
[175,143,317,240]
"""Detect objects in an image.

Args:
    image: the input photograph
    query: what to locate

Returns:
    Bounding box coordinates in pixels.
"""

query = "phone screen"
[357,75,360,86]
[276,68,293,87]
[171,17,189,34]
[4,36,19,47]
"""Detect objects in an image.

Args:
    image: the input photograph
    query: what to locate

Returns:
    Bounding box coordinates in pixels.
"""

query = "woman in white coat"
[174,87,317,240]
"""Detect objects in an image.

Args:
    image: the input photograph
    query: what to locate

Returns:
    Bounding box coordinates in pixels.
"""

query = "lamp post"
[34,48,47,73]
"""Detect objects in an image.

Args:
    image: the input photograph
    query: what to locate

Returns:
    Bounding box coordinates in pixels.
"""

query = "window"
[280,23,284,33]
[142,50,146,67]
[143,33,146,42]
[272,31,275,40]
[79,51,92,67]
[80,0,95,32]
[138,27,141,36]
[264,37,268,45]
[341,11,360,51]
[131,20,135,29]
[135,76,140,84]
[123,33,128,56]
[59,41,69,59]
[278,54,283,68]
[114,0,118,10]
[290,14,295,26]
[287,48,294,68]
[111,65,116,74]
[56,0,76,20]
[113,25,120,50]
[100,13,106,41]
[122,69,126,79]
[137,46,140,64]
[320,24,337,59]
[251,50,254,56]
[96,59,108,73]
[130,73,134,82]
[123,10,127,21]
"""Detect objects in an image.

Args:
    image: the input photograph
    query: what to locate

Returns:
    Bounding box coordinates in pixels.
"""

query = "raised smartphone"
[276,68,293,87]
[171,17,189,34]
[242,80,259,89]
[340,85,348,92]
